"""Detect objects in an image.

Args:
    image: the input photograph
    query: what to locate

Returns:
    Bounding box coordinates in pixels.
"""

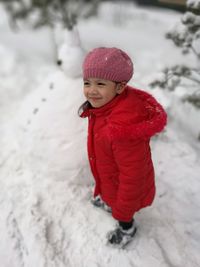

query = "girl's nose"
[89,86,98,94]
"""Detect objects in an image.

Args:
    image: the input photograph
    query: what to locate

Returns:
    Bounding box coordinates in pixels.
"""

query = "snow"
[187,0,200,8]
[0,2,200,267]
[57,28,85,78]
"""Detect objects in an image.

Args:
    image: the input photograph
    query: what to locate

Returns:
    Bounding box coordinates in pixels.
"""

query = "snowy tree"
[150,0,200,109]
[0,0,102,70]
[166,1,200,59]
[0,0,101,30]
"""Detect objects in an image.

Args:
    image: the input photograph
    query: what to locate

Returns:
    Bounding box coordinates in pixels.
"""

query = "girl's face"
[83,78,125,108]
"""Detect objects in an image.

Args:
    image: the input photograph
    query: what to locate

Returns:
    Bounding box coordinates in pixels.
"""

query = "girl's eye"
[84,82,90,86]
[98,83,105,86]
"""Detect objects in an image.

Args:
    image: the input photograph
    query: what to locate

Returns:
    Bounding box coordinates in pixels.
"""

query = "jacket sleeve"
[111,138,149,222]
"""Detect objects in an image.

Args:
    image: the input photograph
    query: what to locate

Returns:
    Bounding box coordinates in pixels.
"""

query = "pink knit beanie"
[82,47,133,82]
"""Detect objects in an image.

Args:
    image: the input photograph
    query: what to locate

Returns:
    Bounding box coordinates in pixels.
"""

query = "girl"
[79,47,167,248]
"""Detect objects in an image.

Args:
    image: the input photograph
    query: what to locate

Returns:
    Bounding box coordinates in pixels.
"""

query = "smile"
[89,97,102,101]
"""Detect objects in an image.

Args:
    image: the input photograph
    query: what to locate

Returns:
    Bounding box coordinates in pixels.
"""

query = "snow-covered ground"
[0,2,200,267]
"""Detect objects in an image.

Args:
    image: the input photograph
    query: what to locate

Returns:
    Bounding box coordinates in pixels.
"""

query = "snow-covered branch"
[187,0,200,10]
[150,0,200,109]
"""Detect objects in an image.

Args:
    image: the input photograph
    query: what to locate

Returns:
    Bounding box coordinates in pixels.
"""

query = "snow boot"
[91,195,112,213]
[107,221,137,248]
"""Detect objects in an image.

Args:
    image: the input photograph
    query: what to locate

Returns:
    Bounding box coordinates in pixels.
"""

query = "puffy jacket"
[81,86,167,222]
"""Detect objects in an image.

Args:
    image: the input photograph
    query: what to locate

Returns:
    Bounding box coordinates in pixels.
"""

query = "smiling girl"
[79,47,167,248]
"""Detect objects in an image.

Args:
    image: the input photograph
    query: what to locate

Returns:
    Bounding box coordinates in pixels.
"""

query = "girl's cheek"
[83,88,88,97]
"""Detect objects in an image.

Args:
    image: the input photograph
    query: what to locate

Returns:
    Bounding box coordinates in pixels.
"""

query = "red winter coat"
[81,86,167,222]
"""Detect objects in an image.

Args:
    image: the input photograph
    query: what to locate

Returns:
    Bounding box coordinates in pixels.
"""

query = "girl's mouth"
[89,97,101,101]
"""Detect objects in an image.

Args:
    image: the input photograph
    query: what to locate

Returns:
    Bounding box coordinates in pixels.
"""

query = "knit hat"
[82,47,133,82]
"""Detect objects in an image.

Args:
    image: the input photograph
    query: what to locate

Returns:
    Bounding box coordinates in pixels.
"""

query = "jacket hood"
[81,86,167,140]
